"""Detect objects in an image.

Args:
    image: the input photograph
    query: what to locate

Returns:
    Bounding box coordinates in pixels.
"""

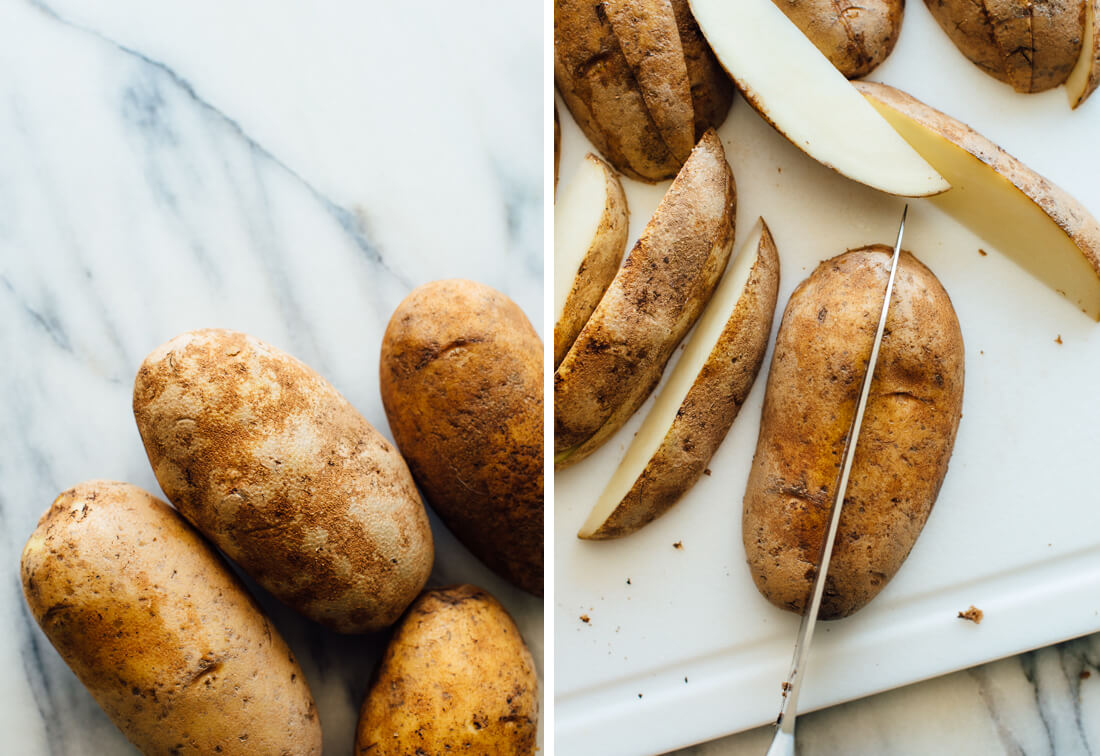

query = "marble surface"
[0,1,542,753]
[672,634,1100,755]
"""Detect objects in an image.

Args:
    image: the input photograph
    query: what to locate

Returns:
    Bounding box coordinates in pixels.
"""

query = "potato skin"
[744,247,964,619]
[354,585,539,756]
[21,481,322,755]
[554,154,630,368]
[773,0,903,78]
[924,0,1086,92]
[554,0,732,182]
[555,130,736,468]
[379,281,544,596]
[586,222,779,539]
[133,329,433,633]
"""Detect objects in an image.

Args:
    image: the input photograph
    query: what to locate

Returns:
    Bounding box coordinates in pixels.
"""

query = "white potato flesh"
[1066,0,1100,108]
[554,155,614,323]
[861,86,1100,321]
[579,220,765,538]
[687,0,950,197]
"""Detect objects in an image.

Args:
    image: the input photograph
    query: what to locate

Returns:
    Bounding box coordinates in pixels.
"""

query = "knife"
[764,204,908,756]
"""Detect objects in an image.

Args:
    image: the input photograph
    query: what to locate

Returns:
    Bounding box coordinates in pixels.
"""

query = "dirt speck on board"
[638,693,643,699]
[673,541,683,550]
[703,469,712,476]
[684,677,689,683]
[580,614,590,624]
[626,578,631,585]
[1082,670,1092,680]
[958,606,983,624]
[978,249,988,257]
[1055,335,1063,345]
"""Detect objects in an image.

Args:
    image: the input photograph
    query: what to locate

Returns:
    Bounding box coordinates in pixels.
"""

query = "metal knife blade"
[765,205,909,756]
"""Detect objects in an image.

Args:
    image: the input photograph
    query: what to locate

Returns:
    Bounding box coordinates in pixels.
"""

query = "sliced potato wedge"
[554,154,630,367]
[555,130,736,468]
[1067,0,1100,108]
[687,0,950,197]
[579,218,780,539]
[857,81,1100,320]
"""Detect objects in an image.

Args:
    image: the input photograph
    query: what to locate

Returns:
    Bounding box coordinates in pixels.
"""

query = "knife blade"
[765,204,908,756]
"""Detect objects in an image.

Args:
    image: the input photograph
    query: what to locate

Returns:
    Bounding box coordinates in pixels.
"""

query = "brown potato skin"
[21,481,322,755]
[133,329,433,634]
[924,0,1085,92]
[354,585,539,756]
[554,154,630,368]
[554,0,732,182]
[379,281,544,596]
[744,247,964,619]
[586,221,779,539]
[555,130,736,468]
[773,0,904,78]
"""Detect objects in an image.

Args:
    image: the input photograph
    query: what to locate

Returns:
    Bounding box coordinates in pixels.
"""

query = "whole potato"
[773,0,904,78]
[744,247,964,619]
[354,585,539,756]
[21,481,322,755]
[925,0,1085,92]
[379,280,544,595]
[133,328,433,633]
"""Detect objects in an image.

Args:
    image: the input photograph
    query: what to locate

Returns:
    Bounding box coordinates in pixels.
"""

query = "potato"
[744,247,964,620]
[379,281,543,595]
[354,585,538,756]
[857,80,1100,320]
[554,153,630,367]
[554,0,732,182]
[688,0,950,197]
[554,130,736,469]
[554,103,562,192]
[772,0,903,78]
[21,481,322,755]
[133,329,433,633]
[1066,0,1100,107]
[924,0,1086,93]
[580,218,779,539]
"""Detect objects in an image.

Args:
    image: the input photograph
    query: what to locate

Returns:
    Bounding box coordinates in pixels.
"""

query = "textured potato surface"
[21,481,322,755]
[554,130,736,468]
[744,247,964,619]
[773,0,903,78]
[925,0,1086,92]
[133,329,433,633]
[554,0,732,181]
[380,281,544,595]
[355,585,539,756]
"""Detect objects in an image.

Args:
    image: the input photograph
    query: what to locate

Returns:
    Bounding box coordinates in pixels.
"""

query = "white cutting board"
[554,7,1100,755]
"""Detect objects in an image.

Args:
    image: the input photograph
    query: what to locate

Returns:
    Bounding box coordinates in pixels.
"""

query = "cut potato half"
[554,154,630,366]
[1066,0,1100,108]
[858,81,1100,320]
[687,0,949,197]
[579,219,780,539]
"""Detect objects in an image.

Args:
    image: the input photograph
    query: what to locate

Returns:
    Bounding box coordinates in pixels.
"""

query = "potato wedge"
[1066,0,1100,107]
[580,218,779,539]
[745,248,964,619]
[772,0,903,78]
[555,130,735,468]
[924,0,1085,93]
[22,481,322,754]
[857,80,1100,319]
[554,0,732,182]
[554,104,562,192]
[688,0,949,197]
[554,153,630,367]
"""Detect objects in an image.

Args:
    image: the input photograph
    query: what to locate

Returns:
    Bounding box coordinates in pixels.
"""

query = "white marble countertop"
[672,634,1100,755]
[0,1,542,753]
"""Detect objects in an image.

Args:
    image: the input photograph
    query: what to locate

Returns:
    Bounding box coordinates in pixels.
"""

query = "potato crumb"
[703,469,712,476]
[1082,670,1092,680]
[580,614,590,624]
[1055,335,1063,345]
[958,606,983,624]
[978,249,988,257]
[673,541,683,550]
